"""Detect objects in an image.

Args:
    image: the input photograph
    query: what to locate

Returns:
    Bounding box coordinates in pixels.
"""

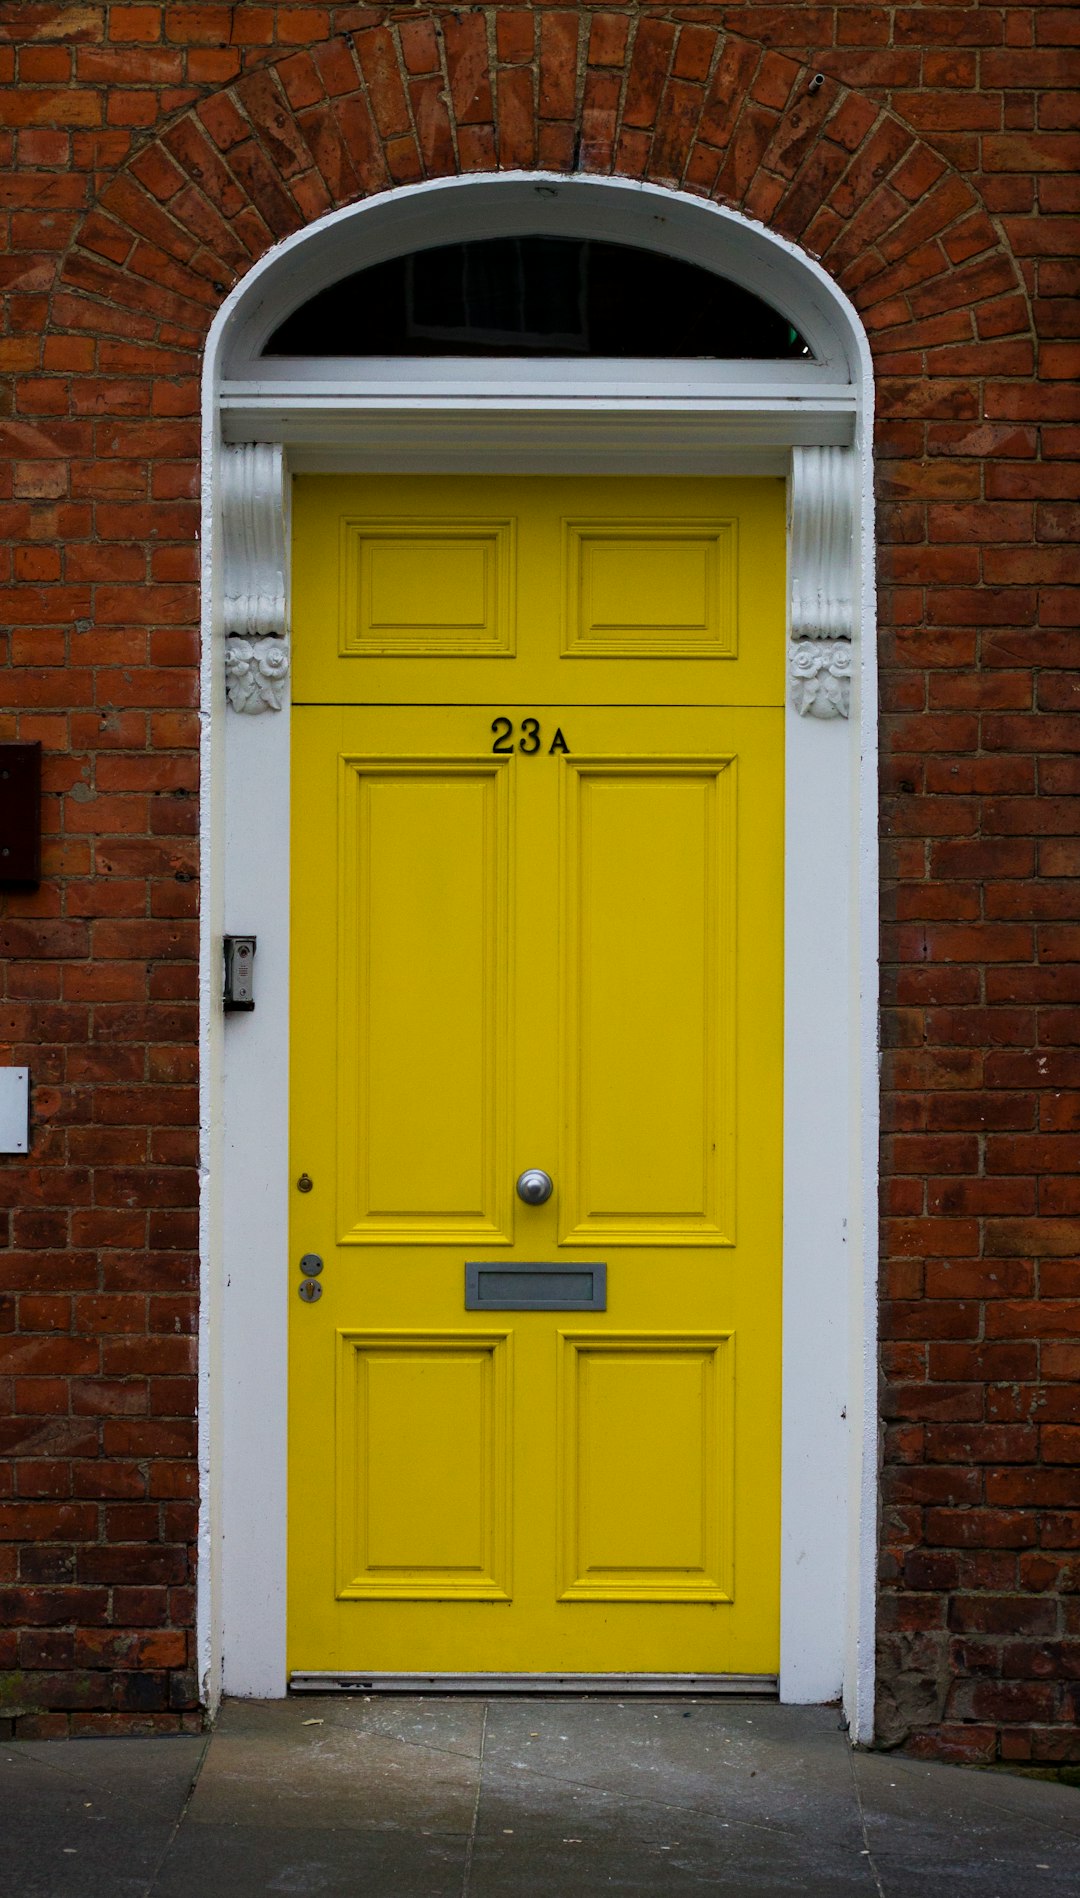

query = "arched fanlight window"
[263,235,812,360]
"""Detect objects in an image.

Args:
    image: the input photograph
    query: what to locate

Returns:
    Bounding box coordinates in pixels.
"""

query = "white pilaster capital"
[787,444,855,717]
[222,441,288,639]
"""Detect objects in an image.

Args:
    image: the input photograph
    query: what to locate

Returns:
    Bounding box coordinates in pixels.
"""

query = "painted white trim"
[196,381,222,1717]
[849,399,881,1746]
[220,174,859,381]
[220,405,854,473]
[230,358,843,392]
[221,443,292,713]
[221,443,290,641]
[787,445,855,719]
[198,174,878,1740]
[789,445,856,644]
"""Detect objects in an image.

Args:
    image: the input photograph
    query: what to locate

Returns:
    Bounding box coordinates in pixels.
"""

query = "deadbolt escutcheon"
[299,1254,323,1277]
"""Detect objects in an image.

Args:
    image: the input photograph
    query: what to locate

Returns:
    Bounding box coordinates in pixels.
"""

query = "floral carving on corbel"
[788,639,851,720]
[225,636,291,714]
[788,444,855,719]
[222,442,290,713]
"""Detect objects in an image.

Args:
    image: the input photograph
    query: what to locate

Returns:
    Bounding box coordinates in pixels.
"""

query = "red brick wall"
[0,2,1076,1756]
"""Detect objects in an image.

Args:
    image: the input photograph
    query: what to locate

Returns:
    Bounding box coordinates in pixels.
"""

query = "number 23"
[491,718,569,756]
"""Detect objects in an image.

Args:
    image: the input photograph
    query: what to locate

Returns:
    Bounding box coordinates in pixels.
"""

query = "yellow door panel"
[560,756,734,1245]
[338,756,511,1244]
[564,517,736,658]
[558,1333,733,1602]
[292,474,784,708]
[336,1331,511,1600]
[342,517,516,657]
[290,475,783,1680]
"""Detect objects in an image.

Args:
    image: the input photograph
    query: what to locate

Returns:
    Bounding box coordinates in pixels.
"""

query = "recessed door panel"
[341,517,515,656]
[559,1332,733,1601]
[564,518,736,657]
[336,1331,511,1599]
[561,758,735,1245]
[338,759,511,1244]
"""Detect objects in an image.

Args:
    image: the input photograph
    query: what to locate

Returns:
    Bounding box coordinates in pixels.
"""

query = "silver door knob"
[516,1168,553,1205]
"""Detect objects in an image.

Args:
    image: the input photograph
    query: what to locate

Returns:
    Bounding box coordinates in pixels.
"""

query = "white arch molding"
[198,175,879,1738]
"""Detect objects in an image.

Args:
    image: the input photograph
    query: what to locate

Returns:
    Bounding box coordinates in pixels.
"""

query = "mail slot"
[465,1263,607,1312]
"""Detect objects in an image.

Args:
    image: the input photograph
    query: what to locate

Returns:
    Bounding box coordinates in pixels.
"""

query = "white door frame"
[197,174,879,1738]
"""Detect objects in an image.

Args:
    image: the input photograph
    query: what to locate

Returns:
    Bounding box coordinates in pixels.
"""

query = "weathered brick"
[0,0,1074,1772]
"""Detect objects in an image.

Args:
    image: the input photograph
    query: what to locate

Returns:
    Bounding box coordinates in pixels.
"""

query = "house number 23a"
[491,717,570,756]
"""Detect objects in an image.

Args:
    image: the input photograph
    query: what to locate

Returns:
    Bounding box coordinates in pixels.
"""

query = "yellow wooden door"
[289,477,784,1679]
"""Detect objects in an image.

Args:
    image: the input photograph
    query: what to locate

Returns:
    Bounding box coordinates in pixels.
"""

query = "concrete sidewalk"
[2,1697,1077,1897]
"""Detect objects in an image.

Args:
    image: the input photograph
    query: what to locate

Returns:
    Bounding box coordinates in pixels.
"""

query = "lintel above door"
[221,370,850,474]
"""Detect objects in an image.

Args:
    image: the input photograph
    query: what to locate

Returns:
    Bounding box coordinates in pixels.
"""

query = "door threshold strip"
[289,1671,779,1696]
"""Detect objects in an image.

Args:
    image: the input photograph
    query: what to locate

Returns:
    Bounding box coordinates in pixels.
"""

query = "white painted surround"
[197,175,879,1737]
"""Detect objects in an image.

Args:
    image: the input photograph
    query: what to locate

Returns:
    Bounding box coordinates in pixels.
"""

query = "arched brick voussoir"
[56,12,1030,384]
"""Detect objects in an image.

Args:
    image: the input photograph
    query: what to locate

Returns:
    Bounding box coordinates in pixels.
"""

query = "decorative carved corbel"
[788,639,852,720]
[224,635,291,714]
[222,442,290,712]
[788,444,855,718]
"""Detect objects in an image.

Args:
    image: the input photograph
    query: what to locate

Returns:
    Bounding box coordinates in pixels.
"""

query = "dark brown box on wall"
[0,743,41,887]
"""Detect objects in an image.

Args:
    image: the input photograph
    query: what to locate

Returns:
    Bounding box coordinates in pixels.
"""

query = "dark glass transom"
[263,235,812,359]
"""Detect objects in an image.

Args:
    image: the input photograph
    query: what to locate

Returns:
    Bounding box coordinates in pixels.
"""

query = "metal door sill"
[289,1671,778,1697]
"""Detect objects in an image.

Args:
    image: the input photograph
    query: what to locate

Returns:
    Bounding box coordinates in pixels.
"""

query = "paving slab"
[472,1699,877,1896]
[185,1694,482,1834]
[0,1734,205,1898]
[466,1831,879,1898]
[3,1697,1079,1898]
[150,1820,468,1898]
[479,1698,861,1831]
[855,1749,1080,1898]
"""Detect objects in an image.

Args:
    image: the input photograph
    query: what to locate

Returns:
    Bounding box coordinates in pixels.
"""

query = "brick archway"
[61,18,1028,381]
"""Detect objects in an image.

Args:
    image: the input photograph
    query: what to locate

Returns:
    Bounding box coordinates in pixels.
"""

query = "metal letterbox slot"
[465,1263,607,1312]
